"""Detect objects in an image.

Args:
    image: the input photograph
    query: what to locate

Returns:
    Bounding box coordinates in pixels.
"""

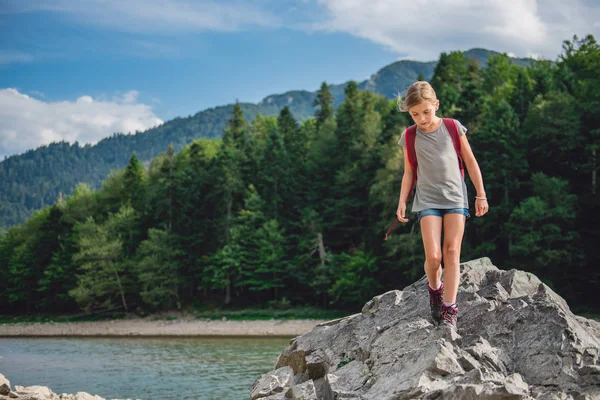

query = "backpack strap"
[385,119,465,240]
[442,118,465,179]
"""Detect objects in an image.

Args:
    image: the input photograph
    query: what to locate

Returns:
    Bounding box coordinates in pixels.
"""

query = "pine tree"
[174,140,218,298]
[135,228,184,309]
[70,208,136,313]
[556,35,600,305]
[0,229,9,307]
[528,60,556,97]
[97,170,126,216]
[455,60,485,129]
[205,185,265,304]
[229,186,290,300]
[509,68,535,123]
[328,250,381,308]
[430,51,470,116]
[223,102,250,150]
[61,183,98,225]
[0,205,71,312]
[278,107,310,231]
[36,203,77,311]
[257,118,291,222]
[481,53,519,99]
[313,82,335,128]
[524,91,581,178]
[506,173,581,298]
[123,152,145,212]
[326,83,377,250]
[212,107,249,245]
[147,144,178,232]
[203,107,251,304]
[334,81,362,165]
[466,99,525,262]
[253,219,287,300]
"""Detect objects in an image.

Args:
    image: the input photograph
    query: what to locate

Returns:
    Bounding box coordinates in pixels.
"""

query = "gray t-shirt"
[398,119,468,213]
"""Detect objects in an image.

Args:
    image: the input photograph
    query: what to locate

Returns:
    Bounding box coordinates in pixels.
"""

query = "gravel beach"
[0,318,327,337]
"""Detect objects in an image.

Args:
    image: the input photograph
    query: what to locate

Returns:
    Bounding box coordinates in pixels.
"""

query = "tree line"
[1,35,598,315]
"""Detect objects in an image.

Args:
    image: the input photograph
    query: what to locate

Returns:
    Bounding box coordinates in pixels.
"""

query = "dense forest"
[0,49,521,228]
[0,36,598,316]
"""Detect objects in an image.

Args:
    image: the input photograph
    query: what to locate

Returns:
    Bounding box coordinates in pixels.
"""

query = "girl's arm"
[459,135,489,217]
[397,150,414,222]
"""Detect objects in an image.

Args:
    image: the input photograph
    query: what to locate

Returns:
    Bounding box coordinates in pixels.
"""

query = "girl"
[396,81,488,328]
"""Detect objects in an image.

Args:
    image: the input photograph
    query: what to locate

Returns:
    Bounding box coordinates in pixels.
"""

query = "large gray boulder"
[0,374,10,396]
[0,381,105,400]
[250,258,600,399]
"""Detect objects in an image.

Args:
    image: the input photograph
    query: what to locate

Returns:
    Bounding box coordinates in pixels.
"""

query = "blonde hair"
[398,81,438,112]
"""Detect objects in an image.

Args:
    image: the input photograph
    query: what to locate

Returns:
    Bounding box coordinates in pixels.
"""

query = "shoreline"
[0,318,327,338]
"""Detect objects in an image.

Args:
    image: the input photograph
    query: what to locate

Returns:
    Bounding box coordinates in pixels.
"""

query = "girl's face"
[408,100,439,131]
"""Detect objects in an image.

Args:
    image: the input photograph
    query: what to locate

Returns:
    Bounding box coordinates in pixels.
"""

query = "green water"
[0,337,291,400]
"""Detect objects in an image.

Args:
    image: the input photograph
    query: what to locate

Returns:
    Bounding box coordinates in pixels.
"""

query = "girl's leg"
[442,213,466,303]
[420,216,443,288]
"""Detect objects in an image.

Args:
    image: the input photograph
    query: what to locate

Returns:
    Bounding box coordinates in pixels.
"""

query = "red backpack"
[384,118,464,240]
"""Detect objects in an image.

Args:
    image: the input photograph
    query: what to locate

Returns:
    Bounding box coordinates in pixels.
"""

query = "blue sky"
[1,0,599,158]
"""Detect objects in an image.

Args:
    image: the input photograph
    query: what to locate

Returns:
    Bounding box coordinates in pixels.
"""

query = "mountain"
[0,48,533,228]
[359,59,436,99]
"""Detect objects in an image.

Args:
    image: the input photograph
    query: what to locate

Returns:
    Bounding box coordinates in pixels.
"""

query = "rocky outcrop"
[250,258,600,399]
[0,375,104,400]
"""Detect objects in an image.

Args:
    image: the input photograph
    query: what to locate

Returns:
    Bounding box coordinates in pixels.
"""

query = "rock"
[285,380,317,399]
[14,396,45,400]
[0,374,10,396]
[312,377,334,400]
[250,366,294,400]
[250,257,600,399]
[0,379,105,400]
[253,394,284,400]
[18,385,54,399]
[74,392,104,400]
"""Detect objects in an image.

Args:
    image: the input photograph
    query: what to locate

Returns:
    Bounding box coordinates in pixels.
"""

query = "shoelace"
[441,306,457,324]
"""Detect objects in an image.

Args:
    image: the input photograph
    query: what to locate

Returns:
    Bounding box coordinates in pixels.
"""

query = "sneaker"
[440,303,458,328]
[428,283,444,325]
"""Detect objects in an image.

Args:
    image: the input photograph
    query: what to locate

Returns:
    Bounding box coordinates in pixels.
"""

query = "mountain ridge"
[0,48,534,227]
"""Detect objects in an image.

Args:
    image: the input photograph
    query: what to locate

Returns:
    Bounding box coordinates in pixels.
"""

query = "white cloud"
[0,51,34,65]
[29,90,45,98]
[4,0,281,33]
[310,0,600,60]
[4,0,599,62]
[0,88,163,158]
[119,90,140,104]
[124,39,187,59]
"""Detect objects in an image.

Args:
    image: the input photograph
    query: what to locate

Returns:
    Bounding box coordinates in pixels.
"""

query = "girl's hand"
[475,198,489,217]
[396,202,409,223]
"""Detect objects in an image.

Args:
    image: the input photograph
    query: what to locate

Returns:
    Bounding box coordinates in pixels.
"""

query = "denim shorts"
[417,208,470,223]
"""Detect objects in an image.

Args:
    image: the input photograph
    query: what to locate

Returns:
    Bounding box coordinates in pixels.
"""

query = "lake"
[0,337,291,400]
